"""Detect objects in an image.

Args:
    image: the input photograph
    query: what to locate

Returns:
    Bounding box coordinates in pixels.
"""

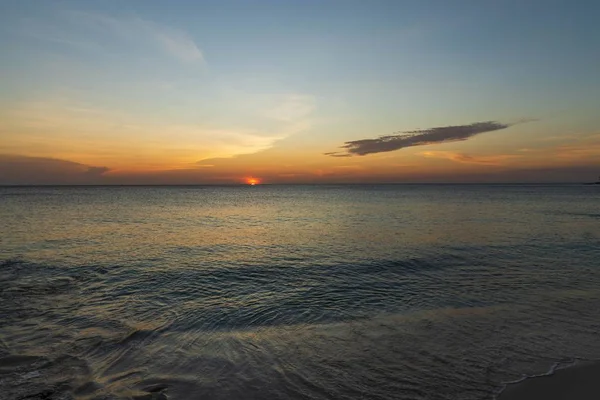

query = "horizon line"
[0,182,595,187]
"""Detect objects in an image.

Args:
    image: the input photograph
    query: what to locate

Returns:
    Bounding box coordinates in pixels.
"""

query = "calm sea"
[1,185,599,399]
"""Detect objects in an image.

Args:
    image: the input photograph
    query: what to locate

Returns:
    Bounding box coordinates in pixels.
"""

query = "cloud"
[84,166,111,176]
[152,26,204,63]
[0,155,110,184]
[323,152,351,158]
[72,11,204,63]
[553,138,600,160]
[328,121,529,156]
[23,10,204,64]
[264,95,315,122]
[420,151,521,165]
[516,132,600,162]
[2,94,316,169]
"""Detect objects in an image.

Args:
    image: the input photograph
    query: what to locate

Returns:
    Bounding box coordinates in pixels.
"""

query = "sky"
[1,0,599,184]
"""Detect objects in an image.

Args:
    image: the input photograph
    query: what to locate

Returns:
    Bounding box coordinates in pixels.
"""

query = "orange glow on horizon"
[245,177,261,185]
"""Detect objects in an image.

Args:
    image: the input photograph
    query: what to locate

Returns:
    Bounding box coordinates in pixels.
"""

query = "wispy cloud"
[152,26,203,63]
[264,94,315,122]
[327,120,535,157]
[2,94,316,168]
[420,151,521,165]
[323,152,351,158]
[22,10,204,64]
[84,166,111,176]
[554,142,600,161]
[516,132,600,162]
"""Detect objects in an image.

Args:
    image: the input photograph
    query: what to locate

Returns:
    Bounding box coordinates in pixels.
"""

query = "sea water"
[1,184,599,399]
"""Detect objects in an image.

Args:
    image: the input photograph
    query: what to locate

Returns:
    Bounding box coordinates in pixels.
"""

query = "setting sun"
[245,177,261,186]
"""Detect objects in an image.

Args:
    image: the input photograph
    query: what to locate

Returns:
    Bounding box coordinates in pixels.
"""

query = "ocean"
[1,184,599,400]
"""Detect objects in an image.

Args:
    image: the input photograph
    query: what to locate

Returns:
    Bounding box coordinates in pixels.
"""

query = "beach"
[499,361,600,400]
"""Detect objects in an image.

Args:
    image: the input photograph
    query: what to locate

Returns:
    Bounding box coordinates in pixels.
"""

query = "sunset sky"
[1,0,599,184]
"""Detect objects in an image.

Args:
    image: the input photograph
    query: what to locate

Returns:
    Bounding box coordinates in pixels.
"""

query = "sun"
[245,177,261,186]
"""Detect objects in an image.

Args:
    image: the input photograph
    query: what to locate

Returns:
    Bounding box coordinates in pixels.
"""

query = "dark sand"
[498,361,600,400]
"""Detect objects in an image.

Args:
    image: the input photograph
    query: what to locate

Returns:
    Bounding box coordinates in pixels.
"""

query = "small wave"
[0,354,92,400]
[2,237,600,399]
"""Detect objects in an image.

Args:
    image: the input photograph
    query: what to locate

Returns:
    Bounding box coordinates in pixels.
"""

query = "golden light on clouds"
[1,93,315,171]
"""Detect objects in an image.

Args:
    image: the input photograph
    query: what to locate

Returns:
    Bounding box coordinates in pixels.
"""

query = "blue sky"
[1,0,599,183]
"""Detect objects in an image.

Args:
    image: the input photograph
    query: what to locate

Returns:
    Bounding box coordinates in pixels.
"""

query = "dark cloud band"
[326,121,522,156]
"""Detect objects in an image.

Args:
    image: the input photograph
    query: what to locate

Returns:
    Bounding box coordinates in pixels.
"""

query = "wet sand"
[499,361,600,400]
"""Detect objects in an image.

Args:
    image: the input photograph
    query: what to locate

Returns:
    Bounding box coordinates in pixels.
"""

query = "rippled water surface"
[1,185,599,399]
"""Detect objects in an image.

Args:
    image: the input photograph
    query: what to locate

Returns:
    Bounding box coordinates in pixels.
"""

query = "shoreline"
[497,359,600,400]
